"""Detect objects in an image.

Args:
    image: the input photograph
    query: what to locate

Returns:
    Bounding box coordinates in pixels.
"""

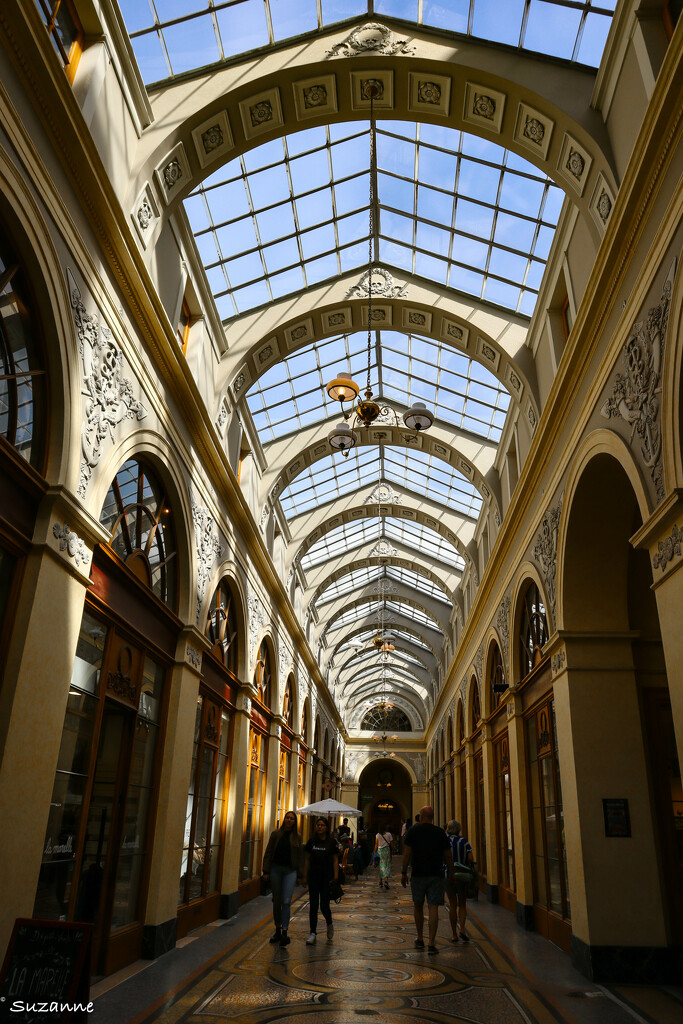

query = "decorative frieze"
[192,501,224,624]
[247,585,266,666]
[463,82,506,133]
[293,75,338,120]
[192,111,234,168]
[496,595,511,668]
[68,270,146,500]
[239,88,283,140]
[600,261,674,503]
[52,523,90,569]
[653,524,682,572]
[533,495,563,621]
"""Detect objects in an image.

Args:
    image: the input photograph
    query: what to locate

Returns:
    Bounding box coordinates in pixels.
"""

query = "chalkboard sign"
[0,919,92,1023]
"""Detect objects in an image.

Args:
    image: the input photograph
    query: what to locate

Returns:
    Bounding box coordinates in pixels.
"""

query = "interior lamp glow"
[327,421,356,451]
[403,401,434,431]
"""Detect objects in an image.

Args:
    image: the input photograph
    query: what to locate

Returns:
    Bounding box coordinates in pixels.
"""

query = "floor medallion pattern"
[146,870,576,1024]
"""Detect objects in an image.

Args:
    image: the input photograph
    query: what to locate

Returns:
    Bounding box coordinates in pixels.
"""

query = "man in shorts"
[401,805,455,954]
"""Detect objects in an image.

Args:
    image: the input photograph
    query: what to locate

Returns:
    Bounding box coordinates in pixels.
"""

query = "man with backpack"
[444,820,475,942]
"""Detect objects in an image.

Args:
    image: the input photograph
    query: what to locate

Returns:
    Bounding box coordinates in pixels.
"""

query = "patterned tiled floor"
[143,870,592,1024]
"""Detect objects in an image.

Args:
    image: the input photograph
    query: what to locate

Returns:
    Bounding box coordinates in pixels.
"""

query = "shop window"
[360,706,412,732]
[489,643,506,710]
[34,611,168,974]
[241,728,266,885]
[205,579,238,675]
[494,735,515,894]
[518,581,548,678]
[179,695,230,906]
[277,747,291,826]
[253,640,272,707]
[526,698,571,935]
[34,0,83,81]
[99,458,177,609]
[0,231,46,469]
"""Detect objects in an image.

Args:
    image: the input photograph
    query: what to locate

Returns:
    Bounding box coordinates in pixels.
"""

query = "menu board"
[0,919,92,1023]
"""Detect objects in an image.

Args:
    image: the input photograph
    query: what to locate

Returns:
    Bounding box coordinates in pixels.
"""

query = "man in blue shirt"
[401,806,455,954]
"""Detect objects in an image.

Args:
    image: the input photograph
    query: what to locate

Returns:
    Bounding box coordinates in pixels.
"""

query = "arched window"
[360,706,412,732]
[518,581,548,679]
[205,579,238,674]
[0,231,46,468]
[282,675,294,728]
[253,640,272,707]
[489,643,506,709]
[100,459,177,607]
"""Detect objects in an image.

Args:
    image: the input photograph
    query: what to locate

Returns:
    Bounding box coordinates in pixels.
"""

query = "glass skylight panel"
[385,601,442,631]
[383,519,465,570]
[301,518,381,570]
[330,601,378,631]
[390,628,432,652]
[119,1,614,86]
[317,566,384,605]
[279,446,379,518]
[381,334,510,441]
[186,118,563,319]
[383,448,482,518]
[385,566,450,603]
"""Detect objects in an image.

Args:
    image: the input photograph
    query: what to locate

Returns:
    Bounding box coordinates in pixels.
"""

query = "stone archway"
[358,758,413,839]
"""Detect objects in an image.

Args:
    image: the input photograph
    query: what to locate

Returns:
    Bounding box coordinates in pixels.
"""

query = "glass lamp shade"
[326,372,360,403]
[327,421,357,451]
[403,401,434,431]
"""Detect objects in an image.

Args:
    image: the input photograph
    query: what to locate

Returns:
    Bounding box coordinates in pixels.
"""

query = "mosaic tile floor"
[142,869,619,1024]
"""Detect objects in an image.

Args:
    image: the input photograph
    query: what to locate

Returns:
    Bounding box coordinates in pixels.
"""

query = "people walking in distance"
[445,820,475,942]
[262,810,304,948]
[338,817,352,841]
[304,817,339,945]
[400,817,410,853]
[374,828,393,889]
[401,805,455,955]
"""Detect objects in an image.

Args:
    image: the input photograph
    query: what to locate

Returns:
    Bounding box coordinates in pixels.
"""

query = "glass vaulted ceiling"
[115,1,617,733]
[119,1,616,86]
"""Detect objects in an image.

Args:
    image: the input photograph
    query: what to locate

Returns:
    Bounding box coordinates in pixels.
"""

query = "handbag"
[329,878,344,903]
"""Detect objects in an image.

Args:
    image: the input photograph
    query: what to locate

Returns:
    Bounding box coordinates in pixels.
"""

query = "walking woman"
[445,819,474,942]
[262,810,304,947]
[374,828,393,889]
[304,817,339,944]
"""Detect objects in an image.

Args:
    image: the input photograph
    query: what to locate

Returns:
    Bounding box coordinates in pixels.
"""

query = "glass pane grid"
[186,120,563,320]
[280,446,379,518]
[119,2,614,85]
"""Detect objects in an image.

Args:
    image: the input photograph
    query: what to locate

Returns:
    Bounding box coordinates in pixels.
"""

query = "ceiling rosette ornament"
[600,261,675,503]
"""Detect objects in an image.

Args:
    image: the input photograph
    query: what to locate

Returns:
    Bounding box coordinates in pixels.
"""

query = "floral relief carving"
[247,585,266,666]
[163,159,183,190]
[596,190,612,223]
[216,398,229,430]
[303,84,327,108]
[496,595,511,667]
[600,266,674,502]
[250,101,273,127]
[653,524,682,571]
[192,501,224,624]
[473,93,496,120]
[136,199,154,230]
[365,482,402,505]
[417,81,441,104]
[446,323,463,340]
[523,117,545,145]
[566,149,585,179]
[186,645,201,669]
[533,495,563,621]
[68,270,147,499]
[327,22,415,57]
[370,539,397,558]
[52,523,90,568]
[475,642,484,685]
[201,125,223,153]
[234,372,246,394]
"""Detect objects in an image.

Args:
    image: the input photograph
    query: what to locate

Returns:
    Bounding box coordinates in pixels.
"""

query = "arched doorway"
[560,449,682,973]
[358,759,412,839]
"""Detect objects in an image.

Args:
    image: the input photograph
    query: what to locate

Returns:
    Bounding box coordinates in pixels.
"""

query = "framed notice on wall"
[602,798,631,837]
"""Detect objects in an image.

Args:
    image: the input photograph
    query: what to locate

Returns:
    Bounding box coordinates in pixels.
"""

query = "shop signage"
[0,918,92,1021]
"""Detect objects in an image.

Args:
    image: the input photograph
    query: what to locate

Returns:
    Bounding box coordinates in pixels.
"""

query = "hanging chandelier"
[326,81,434,454]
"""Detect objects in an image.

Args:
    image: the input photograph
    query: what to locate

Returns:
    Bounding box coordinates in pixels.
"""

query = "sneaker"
[427,945,438,955]
[269,929,281,944]
[414,938,425,949]
[279,933,290,947]
[327,923,334,940]
[460,930,470,942]
[306,932,317,945]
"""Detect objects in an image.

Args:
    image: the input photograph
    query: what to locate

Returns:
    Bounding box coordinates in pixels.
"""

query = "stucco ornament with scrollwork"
[496,594,511,670]
[68,270,146,499]
[533,494,563,621]
[192,501,223,624]
[601,261,675,503]
[327,22,415,58]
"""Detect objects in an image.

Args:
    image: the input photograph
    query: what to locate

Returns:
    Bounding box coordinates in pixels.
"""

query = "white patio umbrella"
[296,798,361,817]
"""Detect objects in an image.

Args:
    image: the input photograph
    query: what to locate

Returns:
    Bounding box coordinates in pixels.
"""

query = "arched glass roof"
[301,516,465,571]
[185,121,564,317]
[119,1,616,87]
[316,564,450,605]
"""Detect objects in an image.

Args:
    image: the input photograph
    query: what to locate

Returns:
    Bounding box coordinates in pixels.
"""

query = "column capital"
[36,486,109,584]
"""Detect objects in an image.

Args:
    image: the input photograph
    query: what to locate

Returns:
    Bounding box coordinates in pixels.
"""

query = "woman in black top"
[304,817,339,945]
[262,810,304,947]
